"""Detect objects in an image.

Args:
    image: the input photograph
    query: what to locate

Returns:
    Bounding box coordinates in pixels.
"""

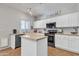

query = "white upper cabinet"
[67,13,78,27]
[34,18,56,28]
[33,20,46,28]
[56,12,79,27]
[33,21,40,28]
[34,12,79,28]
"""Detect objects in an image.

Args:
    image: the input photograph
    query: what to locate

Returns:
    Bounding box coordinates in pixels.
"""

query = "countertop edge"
[55,33,79,36]
[21,36,47,41]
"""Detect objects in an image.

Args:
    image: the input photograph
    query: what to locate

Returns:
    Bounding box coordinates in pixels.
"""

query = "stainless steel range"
[45,22,57,47]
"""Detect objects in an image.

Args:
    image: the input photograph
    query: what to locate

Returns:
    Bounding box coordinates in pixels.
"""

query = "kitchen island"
[21,33,48,56]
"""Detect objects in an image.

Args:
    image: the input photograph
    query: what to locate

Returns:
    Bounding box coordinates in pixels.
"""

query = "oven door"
[48,36,54,43]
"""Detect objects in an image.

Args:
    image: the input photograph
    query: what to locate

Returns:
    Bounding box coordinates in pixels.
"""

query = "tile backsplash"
[58,27,79,34]
[33,27,79,34]
[63,28,75,34]
[33,28,46,33]
[37,29,46,33]
[78,28,79,33]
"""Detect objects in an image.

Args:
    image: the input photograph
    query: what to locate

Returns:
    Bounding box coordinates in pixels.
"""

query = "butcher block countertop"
[56,33,79,36]
[21,33,47,41]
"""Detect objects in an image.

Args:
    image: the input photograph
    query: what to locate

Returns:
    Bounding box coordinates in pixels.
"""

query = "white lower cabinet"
[21,37,48,56]
[10,35,15,49]
[55,35,61,47]
[0,38,8,47]
[60,35,69,50]
[55,35,68,50]
[74,37,79,52]
[55,34,79,53]
[69,36,79,53]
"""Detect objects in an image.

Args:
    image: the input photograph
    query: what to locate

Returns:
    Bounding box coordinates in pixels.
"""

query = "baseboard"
[0,46,10,50]
[55,46,79,54]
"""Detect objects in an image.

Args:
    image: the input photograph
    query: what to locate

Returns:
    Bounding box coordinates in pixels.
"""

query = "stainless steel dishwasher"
[15,35,21,48]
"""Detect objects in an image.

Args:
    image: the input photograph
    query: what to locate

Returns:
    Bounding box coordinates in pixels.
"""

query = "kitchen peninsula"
[21,33,48,56]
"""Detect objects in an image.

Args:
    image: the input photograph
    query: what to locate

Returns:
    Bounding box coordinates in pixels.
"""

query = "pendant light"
[26,8,33,16]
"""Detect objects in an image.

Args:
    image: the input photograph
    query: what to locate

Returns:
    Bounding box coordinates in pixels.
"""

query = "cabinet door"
[56,16,62,27]
[68,36,75,51]
[74,37,79,52]
[40,20,46,28]
[55,35,69,50]
[34,20,46,28]
[11,35,15,49]
[0,38,8,47]
[56,13,79,27]
[33,21,39,28]
[55,35,62,47]
[0,39,1,47]
[69,36,79,53]
[68,13,78,27]
[77,13,79,26]
[56,14,68,27]
[60,35,69,49]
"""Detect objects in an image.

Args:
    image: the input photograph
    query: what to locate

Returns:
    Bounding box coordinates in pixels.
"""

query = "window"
[20,20,31,32]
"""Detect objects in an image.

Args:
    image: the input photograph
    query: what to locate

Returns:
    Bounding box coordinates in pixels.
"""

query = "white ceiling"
[0,3,78,20]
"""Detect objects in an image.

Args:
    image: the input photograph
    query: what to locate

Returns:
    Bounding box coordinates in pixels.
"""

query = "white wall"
[0,5,27,38]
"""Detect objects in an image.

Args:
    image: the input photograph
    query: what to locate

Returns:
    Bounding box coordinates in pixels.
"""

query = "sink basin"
[19,34,25,35]
[71,32,78,34]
